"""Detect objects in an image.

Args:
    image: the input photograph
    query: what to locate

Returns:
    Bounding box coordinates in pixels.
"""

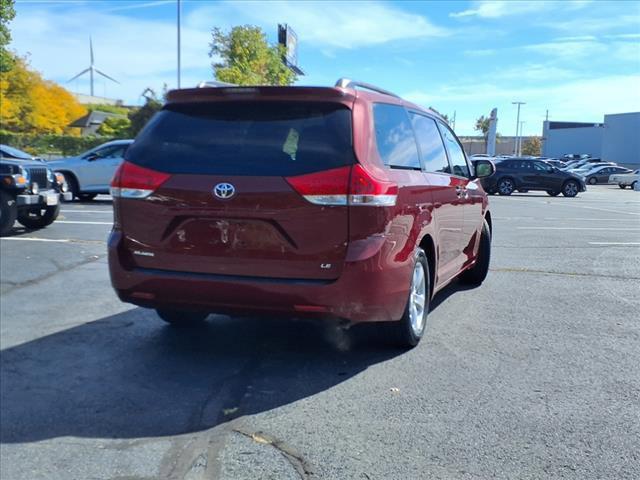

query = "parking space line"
[61,210,112,214]
[1,236,105,244]
[588,242,640,246]
[56,221,112,225]
[1,237,70,243]
[517,227,640,231]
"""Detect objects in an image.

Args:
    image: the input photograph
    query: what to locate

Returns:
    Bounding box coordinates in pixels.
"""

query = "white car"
[610,169,639,189]
[49,140,133,201]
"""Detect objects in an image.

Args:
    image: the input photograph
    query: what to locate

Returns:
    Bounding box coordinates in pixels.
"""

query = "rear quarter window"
[126,102,354,176]
[372,103,421,170]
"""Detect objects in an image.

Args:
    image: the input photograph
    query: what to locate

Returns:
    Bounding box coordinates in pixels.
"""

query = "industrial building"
[542,112,640,168]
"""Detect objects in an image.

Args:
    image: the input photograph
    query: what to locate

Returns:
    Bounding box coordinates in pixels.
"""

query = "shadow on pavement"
[0,309,401,443]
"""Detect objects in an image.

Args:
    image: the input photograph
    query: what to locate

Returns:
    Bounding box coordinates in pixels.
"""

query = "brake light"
[285,164,397,207]
[285,166,351,206]
[110,161,170,199]
[349,164,398,206]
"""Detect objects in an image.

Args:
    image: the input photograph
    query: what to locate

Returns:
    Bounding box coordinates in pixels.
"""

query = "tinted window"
[437,121,470,177]
[409,113,450,174]
[533,161,551,171]
[126,102,354,176]
[95,145,127,159]
[372,103,421,169]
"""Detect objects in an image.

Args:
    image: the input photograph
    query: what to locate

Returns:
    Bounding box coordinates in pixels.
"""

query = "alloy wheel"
[498,179,514,195]
[409,262,426,336]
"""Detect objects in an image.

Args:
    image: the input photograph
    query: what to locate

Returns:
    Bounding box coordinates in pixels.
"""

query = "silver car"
[49,140,133,201]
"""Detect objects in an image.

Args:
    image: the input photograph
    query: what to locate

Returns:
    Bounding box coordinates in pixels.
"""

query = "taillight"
[110,161,170,199]
[349,164,397,206]
[285,164,397,207]
[285,166,351,206]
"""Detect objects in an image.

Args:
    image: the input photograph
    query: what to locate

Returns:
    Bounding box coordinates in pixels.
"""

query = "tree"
[209,25,296,86]
[0,56,86,134]
[97,116,131,138]
[521,137,542,156]
[474,115,491,150]
[127,88,162,137]
[0,0,16,73]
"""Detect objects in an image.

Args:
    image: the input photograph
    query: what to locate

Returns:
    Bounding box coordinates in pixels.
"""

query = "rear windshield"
[126,101,354,176]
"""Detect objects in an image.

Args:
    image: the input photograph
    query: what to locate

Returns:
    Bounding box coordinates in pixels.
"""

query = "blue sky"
[9,0,640,135]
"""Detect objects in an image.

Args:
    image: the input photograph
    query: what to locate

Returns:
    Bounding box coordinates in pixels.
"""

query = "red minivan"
[108,79,495,347]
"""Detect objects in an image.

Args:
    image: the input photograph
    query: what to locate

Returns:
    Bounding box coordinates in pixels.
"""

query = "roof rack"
[335,78,400,98]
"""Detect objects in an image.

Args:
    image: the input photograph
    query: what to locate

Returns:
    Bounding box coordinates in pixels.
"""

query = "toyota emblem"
[213,183,235,199]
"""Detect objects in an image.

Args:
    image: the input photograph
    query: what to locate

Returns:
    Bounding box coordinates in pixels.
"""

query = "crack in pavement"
[232,428,313,480]
[0,254,105,294]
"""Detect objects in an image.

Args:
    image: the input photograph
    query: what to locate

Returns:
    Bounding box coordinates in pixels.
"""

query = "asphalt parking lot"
[1,185,639,480]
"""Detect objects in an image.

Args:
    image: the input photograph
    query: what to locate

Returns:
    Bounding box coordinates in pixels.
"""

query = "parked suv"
[108,79,495,347]
[50,139,133,201]
[1,151,71,235]
[482,158,586,197]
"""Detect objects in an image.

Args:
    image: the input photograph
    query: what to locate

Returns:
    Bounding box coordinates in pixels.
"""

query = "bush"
[0,130,115,157]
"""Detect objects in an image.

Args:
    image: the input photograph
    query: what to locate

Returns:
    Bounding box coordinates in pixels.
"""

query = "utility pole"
[177,0,182,89]
[519,121,526,155]
[452,110,456,132]
[545,109,549,122]
[512,101,525,155]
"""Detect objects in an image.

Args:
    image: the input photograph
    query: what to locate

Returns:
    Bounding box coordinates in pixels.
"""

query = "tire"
[78,193,97,201]
[546,190,560,196]
[156,309,209,327]
[632,181,638,190]
[497,177,515,196]
[390,249,429,348]
[460,219,491,286]
[618,184,626,189]
[562,180,580,197]
[0,191,18,236]
[17,203,60,229]
[588,177,597,185]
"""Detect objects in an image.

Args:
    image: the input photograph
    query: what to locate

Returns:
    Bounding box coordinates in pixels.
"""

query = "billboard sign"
[278,24,304,75]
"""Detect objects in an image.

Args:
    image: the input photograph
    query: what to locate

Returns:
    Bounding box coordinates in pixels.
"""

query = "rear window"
[126,102,354,176]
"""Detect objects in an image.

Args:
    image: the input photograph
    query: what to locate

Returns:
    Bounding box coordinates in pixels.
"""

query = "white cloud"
[542,13,640,33]
[450,1,552,19]
[523,39,607,59]
[463,48,496,57]
[10,5,212,104]
[450,0,593,19]
[404,75,640,135]
[187,0,448,49]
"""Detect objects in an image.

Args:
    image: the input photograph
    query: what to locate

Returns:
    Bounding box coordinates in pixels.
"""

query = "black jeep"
[0,149,72,235]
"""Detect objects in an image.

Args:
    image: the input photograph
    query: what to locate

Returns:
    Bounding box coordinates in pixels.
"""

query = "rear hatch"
[115,100,355,281]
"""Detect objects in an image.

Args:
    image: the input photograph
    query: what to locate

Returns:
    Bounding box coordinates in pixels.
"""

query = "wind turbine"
[68,37,119,97]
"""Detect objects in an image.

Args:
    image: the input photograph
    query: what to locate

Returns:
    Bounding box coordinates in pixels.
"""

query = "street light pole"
[177,0,182,89]
[512,101,525,156]
[519,121,526,155]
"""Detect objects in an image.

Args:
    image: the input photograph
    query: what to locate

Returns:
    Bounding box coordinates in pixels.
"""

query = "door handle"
[455,186,466,198]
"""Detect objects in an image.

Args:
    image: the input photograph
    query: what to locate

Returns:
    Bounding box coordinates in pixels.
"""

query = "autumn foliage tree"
[521,137,542,156]
[209,26,296,86]
[1,56,86,135]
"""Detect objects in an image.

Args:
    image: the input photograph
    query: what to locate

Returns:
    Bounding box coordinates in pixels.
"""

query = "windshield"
[0,145,32,159]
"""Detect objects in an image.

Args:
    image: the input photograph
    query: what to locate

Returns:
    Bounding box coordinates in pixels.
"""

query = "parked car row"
[470,152,637,193]
[472,156,586,197]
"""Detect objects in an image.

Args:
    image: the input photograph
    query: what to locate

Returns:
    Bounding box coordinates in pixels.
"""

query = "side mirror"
[474,159,495,179]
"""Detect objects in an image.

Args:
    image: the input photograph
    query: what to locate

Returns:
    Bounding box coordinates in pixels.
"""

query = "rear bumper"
[108,230,412,323]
